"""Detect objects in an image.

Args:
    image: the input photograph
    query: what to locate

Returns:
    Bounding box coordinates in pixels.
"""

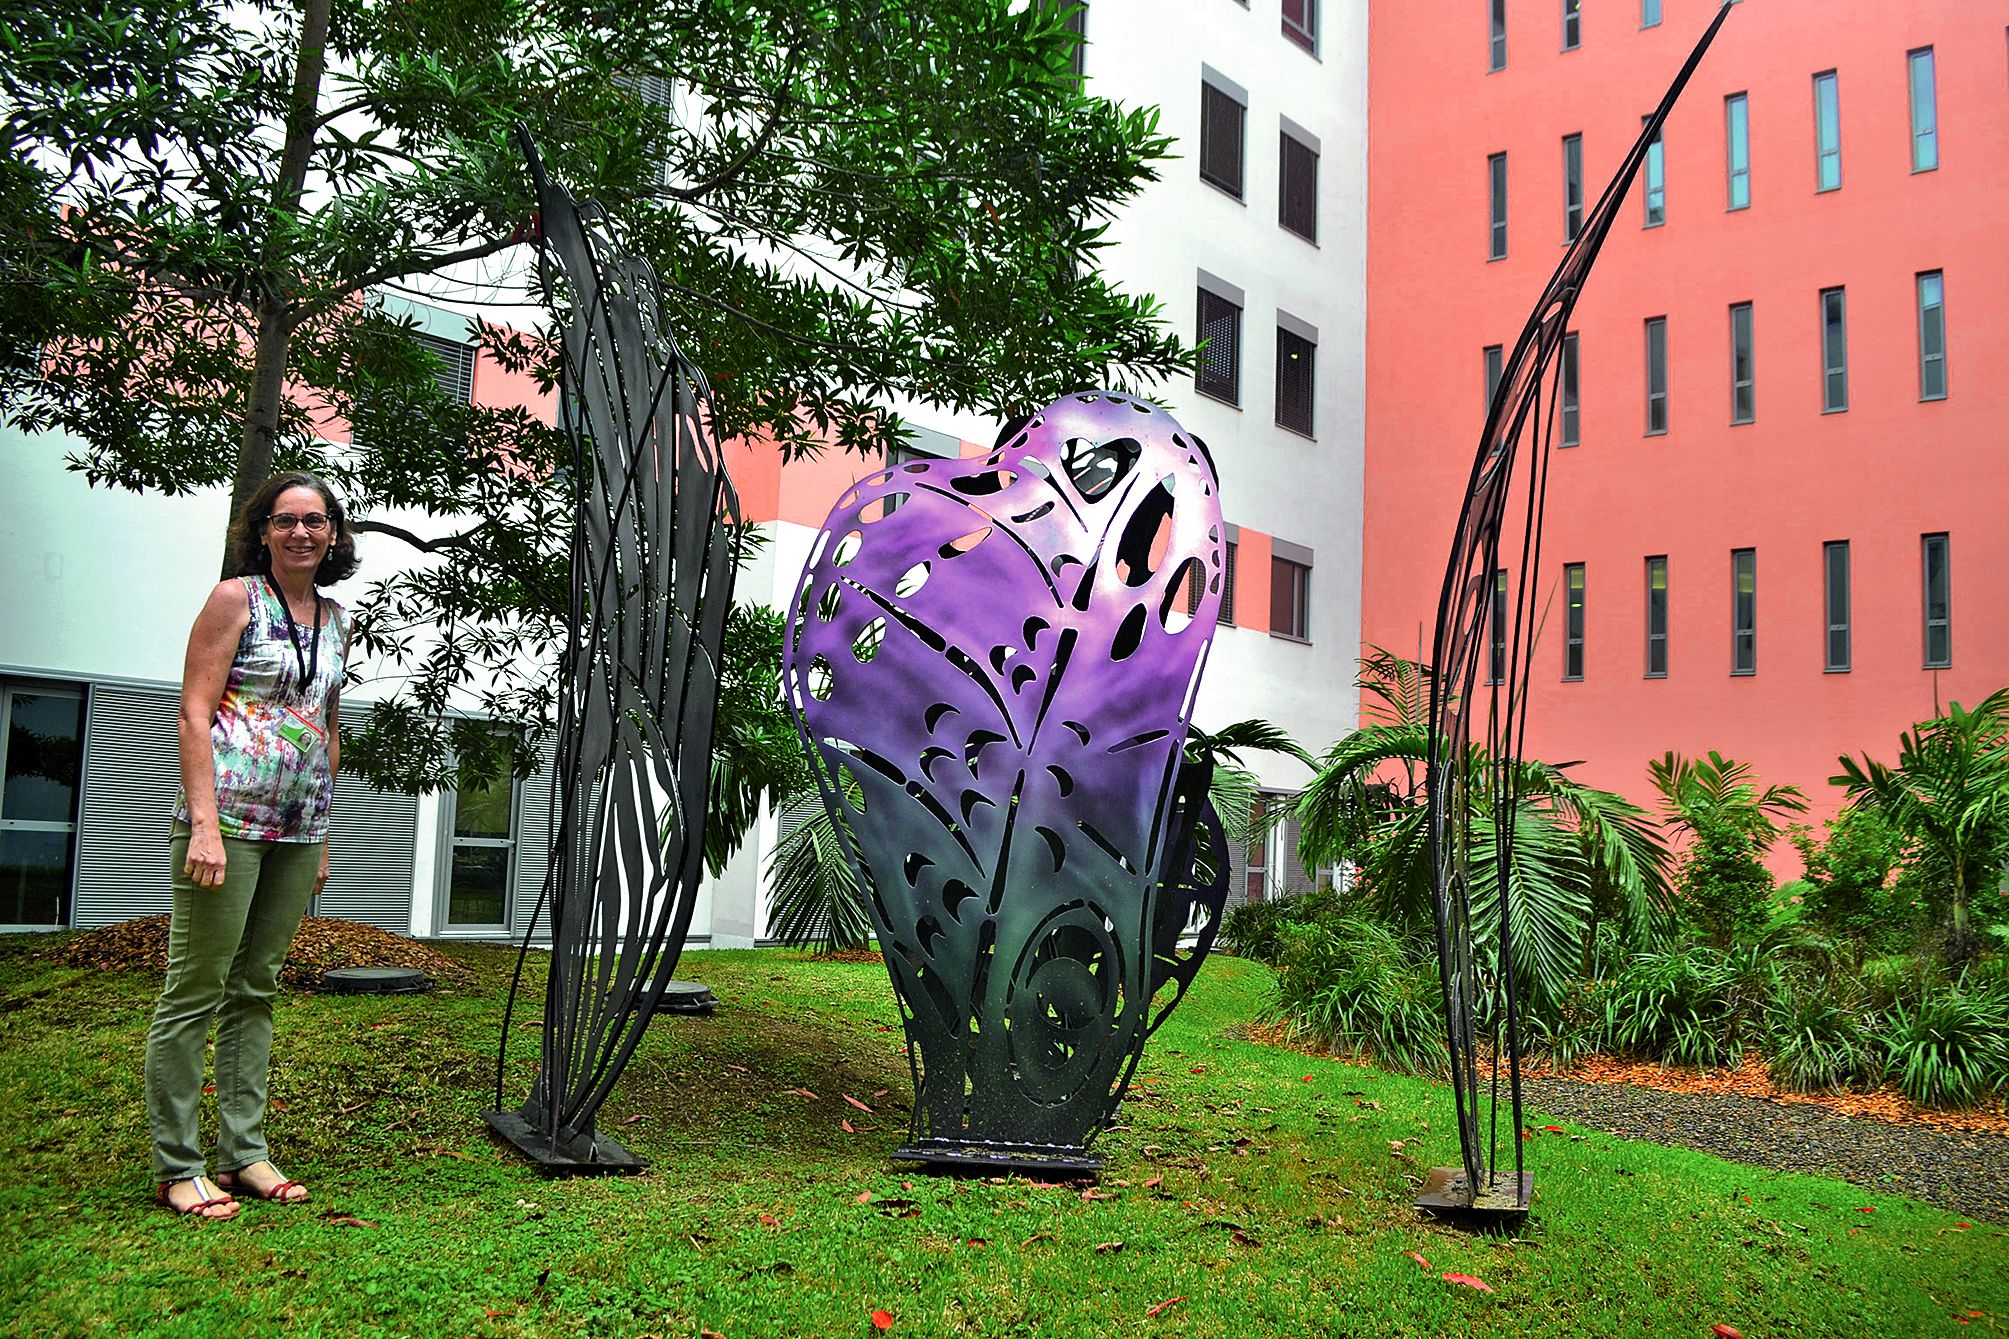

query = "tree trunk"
[221,0,334,578]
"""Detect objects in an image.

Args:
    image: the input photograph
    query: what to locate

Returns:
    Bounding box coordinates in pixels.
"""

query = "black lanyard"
[267,577,322,701]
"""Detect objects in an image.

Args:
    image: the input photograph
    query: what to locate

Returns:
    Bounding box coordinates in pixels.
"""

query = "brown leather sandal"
[156,1175,240,1220]
[215,1161,310,1203]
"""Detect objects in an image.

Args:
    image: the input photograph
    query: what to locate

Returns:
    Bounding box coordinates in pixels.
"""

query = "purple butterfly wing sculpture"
[784,391,1230,1170]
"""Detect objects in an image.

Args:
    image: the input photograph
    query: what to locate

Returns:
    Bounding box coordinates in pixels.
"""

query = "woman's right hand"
[185,829,227,889]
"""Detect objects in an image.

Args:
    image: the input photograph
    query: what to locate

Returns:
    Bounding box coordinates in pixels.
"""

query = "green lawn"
[1,937,2002,1338]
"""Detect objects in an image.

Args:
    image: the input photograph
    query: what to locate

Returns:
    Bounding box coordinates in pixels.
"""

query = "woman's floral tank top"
[176,576,349,842]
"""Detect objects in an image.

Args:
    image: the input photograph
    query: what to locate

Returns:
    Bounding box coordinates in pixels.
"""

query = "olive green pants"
[144,824,320,1182]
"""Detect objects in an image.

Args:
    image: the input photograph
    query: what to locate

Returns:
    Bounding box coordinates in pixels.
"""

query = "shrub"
[1765,980,1882,1094]
[1675,814,1776,949]
[1880,987,2009,1109]
[1524,982,1602,1071]
[1220,888,1339,963]
[1271,916,1446,1076]
[1790,807,1914,950]
[1860,953,1942,1012]
[1599,945,1772,1068]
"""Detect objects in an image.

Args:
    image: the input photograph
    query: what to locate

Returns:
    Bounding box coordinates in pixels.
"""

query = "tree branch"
[662,44,807,204]
[290,234,527,327]
[352,517,493,553]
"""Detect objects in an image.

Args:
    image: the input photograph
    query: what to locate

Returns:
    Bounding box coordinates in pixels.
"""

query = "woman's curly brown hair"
[227,471,361,587]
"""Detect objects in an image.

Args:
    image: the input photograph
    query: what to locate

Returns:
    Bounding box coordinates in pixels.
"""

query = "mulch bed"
[64,915,471,990]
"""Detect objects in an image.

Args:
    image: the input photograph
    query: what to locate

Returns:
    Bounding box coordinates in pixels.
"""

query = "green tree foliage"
[1789,806,1915,952]
[1648,750,1805,947]
[0,0,1185,795]
[1835,688,2009,964]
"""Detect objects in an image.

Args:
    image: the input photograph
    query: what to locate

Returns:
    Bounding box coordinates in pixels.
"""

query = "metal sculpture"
[485,132,741,1173]
[1420,6,1733,1218]
[785,392,1230,1171]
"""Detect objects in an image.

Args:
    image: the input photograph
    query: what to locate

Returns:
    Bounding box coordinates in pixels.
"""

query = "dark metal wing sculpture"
[1420,5,1732,1216]
[485,131,741,1172]
[784,392,1228,1171]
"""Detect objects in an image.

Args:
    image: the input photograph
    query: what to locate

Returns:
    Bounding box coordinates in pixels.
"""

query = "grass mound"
[63,914,471,988]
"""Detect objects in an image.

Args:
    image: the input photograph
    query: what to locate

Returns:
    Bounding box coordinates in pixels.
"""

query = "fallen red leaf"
[1711,1326,1743,1339]
[781,1088,819,1099]
[856,1190,873,1204]
[1144,1296,1186,1318]
[484,1309,508,1318]
[1542,1125,1566,1133]
[1143,1176,1163,1189]
[844,1094,875,1113]
[1443,1272,1493,1293]
[1081,1188,1116,1201]
[1858,1206,1876,1213]
[870,1309,894,1330]
[1094,1241,1124,1253]
[621,1114,646,1125]
[1303,1075,1314,1082]
[842,1119,857,1133]
[758,1213,779,1227]
[1404,1250,1431,1270]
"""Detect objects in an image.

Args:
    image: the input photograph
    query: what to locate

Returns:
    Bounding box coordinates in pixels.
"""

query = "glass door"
[0,686,85,928]
[442,769,515,933]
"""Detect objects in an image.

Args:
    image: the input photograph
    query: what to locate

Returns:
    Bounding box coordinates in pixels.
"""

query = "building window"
[1908,47,1938,172]
[1562,0,1580,50]
[1563,563,1585,680]
[1196,283,1243,404]
[1820,286,1848,412]
[1283,0,1317,53]
[1490,0,1507,70]
[1813,70,1841,192]
[1641,0,1661,27]
[1271,555,1312,642]
[1488,151,1508,259]
[0,684,84,928]
[1917,271,1947,401]
[1280,125,1319,242]
[1645,556,1669,677]
[1731,548,1756,674]
[1221,540,1239,625]
[1486,569,1509,684]
[442,765,517,931]
[413,332,476,404]
[1563,132,1584,241]
[1729,302,1754,424]
[1275,320,1316,437]
[1200,74,1247,199]
[1641,116,1665,226]
[1725,93,1751,210]
[1644,316,1668,434]
[1922,533,1951,668]
[1560,331,1580,446]
[1824,540,1851,672]
[1483,344,1504,414]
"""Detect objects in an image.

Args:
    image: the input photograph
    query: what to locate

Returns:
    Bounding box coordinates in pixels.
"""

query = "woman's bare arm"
[178,580,251,888]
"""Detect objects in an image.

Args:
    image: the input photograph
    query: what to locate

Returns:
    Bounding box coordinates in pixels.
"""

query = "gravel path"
[1522,1077,2009,1225]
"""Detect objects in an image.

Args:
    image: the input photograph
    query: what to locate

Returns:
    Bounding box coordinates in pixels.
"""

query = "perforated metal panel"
[509,738,554,942]
[316,708,419,933]
[72,684,181,928]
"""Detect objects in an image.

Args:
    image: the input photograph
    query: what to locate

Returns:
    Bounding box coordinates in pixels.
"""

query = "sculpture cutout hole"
[806,655,835,699]
[943,879,978,922]
[1046,763,1074,796]
[904,851,933,886]
[851,617,887,663]
[940,525,991,558]
[860,493,909,523]
[951,469,1017,497]
[817,584,843,622]
[1036,825,1065,871]
[1060,435,1141,501]
[832,530,863,567]
[1110,603,1148,661]
[896,561,931,597]
[1113,476,1177,587]
[1160,556,1203,633]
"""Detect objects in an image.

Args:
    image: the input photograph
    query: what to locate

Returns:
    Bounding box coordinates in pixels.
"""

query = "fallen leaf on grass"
[1144,1296,1186,1318]
[856,1191,873,1205]
[703,1331,726,1339]
[844,1094,875,1113]
[1710,1326,1743,1339]
[870,1309,894,1330]
[1143,1177,1163,1189]
[1443,1272,1493,1293]
[1404,1251,1431,1270]
[323,1215,374,1229]
[842,1120,857,1133]
[621,1114,647,1125]
[483,1309,509,1319]
[758,1213,779,1227]
[781,1088,819,1099]
[1542,1125,1566,1133]
[1081,1189,1116,1201]
[1302,1075,1314,1082]
[1094,1241,1124,1254]
[1857,1206,1876,1213]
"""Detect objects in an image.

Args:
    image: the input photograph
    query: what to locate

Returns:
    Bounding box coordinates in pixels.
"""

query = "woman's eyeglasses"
[267,513,330,533]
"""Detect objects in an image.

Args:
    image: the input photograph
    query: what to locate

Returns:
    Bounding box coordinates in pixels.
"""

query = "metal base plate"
[482,1109,646,1176]
[893,1140,1103,1175]
[1415,1167,1534,1223]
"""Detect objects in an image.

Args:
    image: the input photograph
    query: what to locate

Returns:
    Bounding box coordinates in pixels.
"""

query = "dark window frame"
[1922,532,1951,668]
[1196,283,1244,405]
[1725,92,1751,210]
[1644,316,1668,435]
[412,331,477,404]
[1282,0,1317,53]
[1563,562,1586,681]
[1199,76,1248,199]
[1484,343,1504,415]
[1814,70,1842,192]
[1221,540,1239,626]
[1490,0,1507,70]
[1823,540,1851,672]
[1641,0,1661,28]
[1488,151,1509,259]
[1275,322,1316,438]
[1562,0,1580,51]
[1729,301,1755,424]
[1560,331,1580,446]
[1917,270,1947,401]
[1641,114,1665,226]
[1908,46,1938,173]
[1645,556,1669,678]
[1486,568,1509,684]
[1820,286,1848,413]
[1731,548,1756,675]
[1270,555,1313,643]
[1563,132,1584,240]
[1280,127,1319,242]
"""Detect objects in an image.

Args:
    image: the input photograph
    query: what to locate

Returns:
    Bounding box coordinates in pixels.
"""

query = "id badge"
[278,707,327,757]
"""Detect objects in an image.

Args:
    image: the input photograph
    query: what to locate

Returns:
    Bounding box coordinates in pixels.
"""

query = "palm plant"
[1648,749,1808,852]
[1294,651,1671,1010]
[1834,688,2009,964]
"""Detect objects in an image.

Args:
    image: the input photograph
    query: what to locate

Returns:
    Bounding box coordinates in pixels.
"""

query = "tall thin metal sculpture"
[1419,5,1732,1217]
[785,392,1230,1171]
[485,132,741,1173]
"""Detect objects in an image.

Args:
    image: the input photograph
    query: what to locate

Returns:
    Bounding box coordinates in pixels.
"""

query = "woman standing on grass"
[146,472,357,1219]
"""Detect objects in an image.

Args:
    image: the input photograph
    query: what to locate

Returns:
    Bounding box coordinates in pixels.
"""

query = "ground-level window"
[440,763,517,932]
[0,683,84,928]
